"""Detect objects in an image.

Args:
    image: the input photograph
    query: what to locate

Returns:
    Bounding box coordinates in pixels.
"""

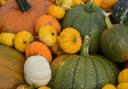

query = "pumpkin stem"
[105,16,113,30]
[15,0,31,12]
[86,0,94,12]
[80,35,90,56]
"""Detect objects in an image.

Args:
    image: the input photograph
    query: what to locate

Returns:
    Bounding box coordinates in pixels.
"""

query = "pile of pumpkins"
[0,0,128,89]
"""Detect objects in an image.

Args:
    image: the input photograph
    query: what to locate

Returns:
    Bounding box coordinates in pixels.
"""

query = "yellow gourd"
[118,68,128,83]
[0,32,15,47]
[102,84,116,89]
[0,0,7,6]
[117,83,128,89]
[38,86,51,89]
[58,27,82,54]
[72,0,84,6]
[14,31,34,52]
[48,5,65,19]
[38,26,57,47]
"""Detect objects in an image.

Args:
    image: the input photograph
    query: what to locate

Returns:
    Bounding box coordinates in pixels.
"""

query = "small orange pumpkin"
[35,15,61,34]
[25,41,52,63]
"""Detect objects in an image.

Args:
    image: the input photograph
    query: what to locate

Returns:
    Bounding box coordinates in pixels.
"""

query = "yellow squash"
[14,31,34,52]
[72,0,84,6]
[38,86,51,89]
[102,84,116,89]
[117,83,128,89]
[118,68,128,83]
[0,32,15,47]
[58,27,82,54]
[48,5,65,19]
[38,26,57,47]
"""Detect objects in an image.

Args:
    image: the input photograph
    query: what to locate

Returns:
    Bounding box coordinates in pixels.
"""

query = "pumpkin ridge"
[91,56,99,89]
[72,56,81,89]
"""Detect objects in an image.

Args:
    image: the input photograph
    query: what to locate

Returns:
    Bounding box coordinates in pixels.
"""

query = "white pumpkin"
[24,55,51,87]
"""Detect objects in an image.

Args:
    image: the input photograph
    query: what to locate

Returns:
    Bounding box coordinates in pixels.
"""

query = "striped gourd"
[100,16,128,62]
[50,36,119,89]
[112,0,128,24]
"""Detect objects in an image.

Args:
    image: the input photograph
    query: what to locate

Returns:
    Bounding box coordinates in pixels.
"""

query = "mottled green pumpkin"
[0,45,25,89]
[50,36,119,89]
[100,16,128,62]
[62,1,105,53]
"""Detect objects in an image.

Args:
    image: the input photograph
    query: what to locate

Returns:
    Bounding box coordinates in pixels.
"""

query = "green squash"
[100,16,128,63]
[62,0,105,53]
[50,36,119,89]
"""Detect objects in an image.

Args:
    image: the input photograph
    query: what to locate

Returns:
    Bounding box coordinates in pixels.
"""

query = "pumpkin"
[117,83,128,89]
[0,32,15,47]
[58,28,82,54]
[93,0,117,11]
[112,0,128,24]
[24,55,51,87]
[0,45,25,89]
[102,84,116,89]
[26,41,52,63]
[48,5,65,19]
[118,68,128,83]
[38,86,51,89]
[35,15,61,34]
[14,31,34,52]
[100,16,128,62]
[55,0,73,10]
[50,36,119,89]
[62,0,105,53]
[38,26,57,47]
[0,0,52,34]
[73,0,84,6]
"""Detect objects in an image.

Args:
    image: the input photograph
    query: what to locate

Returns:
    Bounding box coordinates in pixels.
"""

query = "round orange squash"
[35,15,61,34]
[0,45,25,89]
[26,41,52,63]
[0,0,52,34]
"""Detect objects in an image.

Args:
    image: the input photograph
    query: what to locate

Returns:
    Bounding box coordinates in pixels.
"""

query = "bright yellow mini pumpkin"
[58,27,82,54]
[72,0,84,6]
[117,82,128,89]
[38,26,57,47]
[0,0,7,6]
[0,32,15,47]
[118,68,128,83]
[48,5,65,19]
[102,84,116,89]
[14,31,34,52]
[38,86,51,89]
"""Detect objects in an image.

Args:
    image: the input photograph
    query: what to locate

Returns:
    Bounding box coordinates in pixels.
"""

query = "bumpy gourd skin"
[50,55,119,89]
[62,4,105,53]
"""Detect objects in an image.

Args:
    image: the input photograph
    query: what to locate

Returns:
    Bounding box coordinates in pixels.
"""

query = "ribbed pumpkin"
[0,0,52,34]
[0,45,25,89]
[112,0,128,24]
[26,41,52,63]
[100,16,128,62]
[50,36,119,89]
[62,0,105,53]
[35,15,61,34]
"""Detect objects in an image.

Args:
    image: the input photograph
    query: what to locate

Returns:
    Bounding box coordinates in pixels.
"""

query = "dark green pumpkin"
[112,0,128,24]
[100,16,128,62]
[50,36,119,89]
[62,1,105,53]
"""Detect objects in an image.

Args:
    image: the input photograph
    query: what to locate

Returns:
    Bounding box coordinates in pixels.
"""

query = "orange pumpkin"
[0,0,52,34]
[35,15,61,34]
[26,41,52,63]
